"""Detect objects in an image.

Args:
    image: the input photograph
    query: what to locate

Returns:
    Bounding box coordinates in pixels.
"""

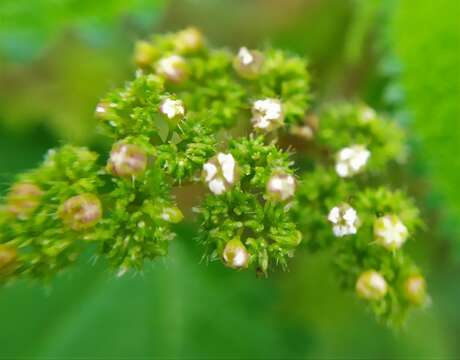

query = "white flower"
[356,270,388,300]
[327,204,359,237]
[159,98,185,119]
[203,153,238,195]
[251,98,284,131]
[267,173,296,201]
[374,215,408,250]
[156,55,188,83]
[335,145,370,178]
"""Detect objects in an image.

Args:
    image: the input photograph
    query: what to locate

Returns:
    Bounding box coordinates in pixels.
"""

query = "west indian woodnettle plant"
[0,28,429,326]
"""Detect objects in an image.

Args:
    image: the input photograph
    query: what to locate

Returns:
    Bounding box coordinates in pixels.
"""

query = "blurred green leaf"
[389,0,460,248]
[0,226,316,358]
[0,0,166,62]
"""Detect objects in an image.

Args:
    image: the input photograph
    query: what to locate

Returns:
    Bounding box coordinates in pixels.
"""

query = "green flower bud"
[161,206,184,223]
[356,270,388,301]
[107,143,148,177]
[0,244,17,276]
[156,55,189,83]
[403,274,427,306]
[174,27,204,54]
[223,238,249,269]
[7,182,43,220]
[233,47,264,79]
[374,214,408,251]
[134,40,159,68]
[59,193,102,231]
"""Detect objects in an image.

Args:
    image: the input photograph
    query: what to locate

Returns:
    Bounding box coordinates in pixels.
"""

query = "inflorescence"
[0,28,428,326]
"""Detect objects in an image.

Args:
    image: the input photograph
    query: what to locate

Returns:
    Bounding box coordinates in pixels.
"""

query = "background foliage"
[0,0,459,358]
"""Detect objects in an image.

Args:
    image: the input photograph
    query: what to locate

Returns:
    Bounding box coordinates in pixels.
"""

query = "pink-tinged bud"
[155,55,188,83]
[356,270,388,301]
[233,47,264,79]
[0,244,17,276]
[174,27,204,54]
[59,193,102,231]
[107,143,148,177]
[403,274,428,306]
[134,40,159,68]
[159,97,185,123]
[7,182,43,220]
[223,238,249,269]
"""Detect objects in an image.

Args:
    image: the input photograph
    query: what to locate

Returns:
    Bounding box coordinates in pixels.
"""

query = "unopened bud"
[159,98,185,122]
[233,47,264,79]
[403,274,427,306]
[59,193,102,231]
[356,270,388,300]
[107,143,148,177]
[223,239,249,269]
[134,40,159,68]
[266,173,296,201]
[290,114,319,140]
[161,206,184,223]
[156,55,188,83]
[174,27,204,54]
[7,182,43,220]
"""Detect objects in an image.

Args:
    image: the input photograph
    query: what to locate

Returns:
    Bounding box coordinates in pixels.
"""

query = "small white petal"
[269,178,283,191]
[335,163,350,177]
[203,163,218,182]
[328,207,340,223]
[233,250,247,267]
[238,47,254,65]
[218,153,236,184]
[343,208,357,224]
[209,178,226,195]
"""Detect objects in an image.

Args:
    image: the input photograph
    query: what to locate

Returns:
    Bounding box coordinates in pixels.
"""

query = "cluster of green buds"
[293,103,428,326]
[0,29,428,326]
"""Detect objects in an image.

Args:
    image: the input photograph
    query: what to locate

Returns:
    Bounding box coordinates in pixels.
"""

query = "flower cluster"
[0,29,427,327]
[293,103,427,326]
[198,136,301,275]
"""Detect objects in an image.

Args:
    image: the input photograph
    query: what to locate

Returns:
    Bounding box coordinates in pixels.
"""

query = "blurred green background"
[0,0,459,358]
